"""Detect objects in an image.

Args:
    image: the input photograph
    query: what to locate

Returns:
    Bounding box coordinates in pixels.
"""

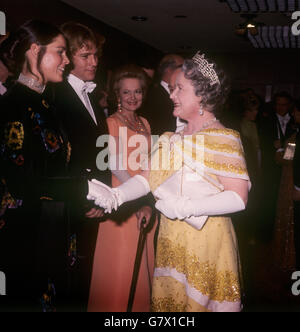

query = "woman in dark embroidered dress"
[0,20,89,311]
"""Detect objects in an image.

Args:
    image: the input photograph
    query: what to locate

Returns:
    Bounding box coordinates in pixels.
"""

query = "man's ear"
[29,43,41,59]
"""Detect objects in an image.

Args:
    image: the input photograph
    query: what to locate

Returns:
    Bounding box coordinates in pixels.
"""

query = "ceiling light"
[235,14,262,36]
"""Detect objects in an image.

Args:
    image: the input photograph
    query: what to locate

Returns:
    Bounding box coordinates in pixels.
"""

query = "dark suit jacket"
[46,80,111,308]
[48,81,111,185]
[140,82,176,136]
[294,132,300,188]
[259,112,294,173]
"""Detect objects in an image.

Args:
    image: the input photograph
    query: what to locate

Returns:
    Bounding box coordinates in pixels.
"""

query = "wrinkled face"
[118,78,143,113]
[71,43,98,82]
[170,71,201,120]
[275,97,291,116]
[40,34,70,83]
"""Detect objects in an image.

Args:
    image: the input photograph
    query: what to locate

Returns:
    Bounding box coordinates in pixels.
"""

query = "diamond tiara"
[191,51,220,86]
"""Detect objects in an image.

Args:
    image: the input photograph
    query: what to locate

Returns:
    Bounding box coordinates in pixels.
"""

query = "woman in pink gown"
[88,64,157,312]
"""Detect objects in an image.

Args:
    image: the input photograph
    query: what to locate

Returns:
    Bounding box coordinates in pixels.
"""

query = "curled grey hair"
[182,58,230,115]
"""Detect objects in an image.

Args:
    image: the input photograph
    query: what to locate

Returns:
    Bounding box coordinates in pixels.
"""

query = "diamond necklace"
[183,117,219,135]
[17,73,46,94]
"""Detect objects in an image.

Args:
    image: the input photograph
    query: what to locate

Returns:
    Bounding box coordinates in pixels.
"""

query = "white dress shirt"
[160,80,170,94]
[67,74,98,125]
[277,113,291,137]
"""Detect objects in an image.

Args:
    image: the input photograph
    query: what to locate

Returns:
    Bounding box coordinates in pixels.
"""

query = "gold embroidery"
[204,159,247,175]
[4,122,24,150]
[204,142,244,157]
[42,99,50,109]
[151,297,189,312]
[149,129,249,191]
[1,191,17,211]
[1,179,18,215]
[155,237,241,303]
[201,128,241,139]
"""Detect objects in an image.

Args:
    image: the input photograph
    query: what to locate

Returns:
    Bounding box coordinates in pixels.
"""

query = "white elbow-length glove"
[155,190,246,222]
[87,175,150,213]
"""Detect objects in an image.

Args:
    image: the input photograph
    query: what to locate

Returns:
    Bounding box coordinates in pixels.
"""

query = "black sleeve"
[294,135,300,188]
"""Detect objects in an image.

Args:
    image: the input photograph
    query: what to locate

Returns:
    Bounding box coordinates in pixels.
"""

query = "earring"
[118,99,122,112]
[199,106,204,116]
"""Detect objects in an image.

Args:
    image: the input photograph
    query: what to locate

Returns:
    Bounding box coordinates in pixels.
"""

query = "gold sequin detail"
[156,237,241,303]
[201,128,241,139]
[151,297,188,312]
[149,129,249,192]
[204,159,247,175]
[204,142,244,157]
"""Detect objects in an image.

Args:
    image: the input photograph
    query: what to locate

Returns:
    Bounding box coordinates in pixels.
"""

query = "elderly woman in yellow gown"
[88,52,251,312]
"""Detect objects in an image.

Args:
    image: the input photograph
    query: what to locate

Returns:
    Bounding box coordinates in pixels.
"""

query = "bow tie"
[82,82,97,94]
[279,117,290,127]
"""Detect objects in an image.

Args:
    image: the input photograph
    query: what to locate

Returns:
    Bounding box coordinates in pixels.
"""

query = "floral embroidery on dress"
[0,179,21,219]
[41,129,62,153]
[28,105,62,153]
[4,122,24,151]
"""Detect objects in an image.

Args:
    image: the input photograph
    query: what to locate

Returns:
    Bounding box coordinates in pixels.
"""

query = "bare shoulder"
[108,113,118,121]
[107,113,120,125]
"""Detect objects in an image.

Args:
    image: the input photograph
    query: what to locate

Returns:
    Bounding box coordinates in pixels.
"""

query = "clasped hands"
[87,179,118,213]
[87,178,197,221]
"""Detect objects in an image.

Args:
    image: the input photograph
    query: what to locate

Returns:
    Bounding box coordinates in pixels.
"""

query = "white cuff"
[113,175,150,206]
[191,190,246,217]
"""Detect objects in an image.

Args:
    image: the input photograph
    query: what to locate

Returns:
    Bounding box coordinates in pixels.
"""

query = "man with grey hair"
[141,53,184,136]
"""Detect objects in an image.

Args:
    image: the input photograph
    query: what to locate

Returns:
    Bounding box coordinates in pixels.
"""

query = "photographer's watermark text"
[0,11,6,36]
[0,271,6,295]
[291,11,300,36]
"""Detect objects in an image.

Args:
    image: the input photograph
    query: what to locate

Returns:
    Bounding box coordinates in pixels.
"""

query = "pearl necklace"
[17,73,46,94]
[117,110,149,134]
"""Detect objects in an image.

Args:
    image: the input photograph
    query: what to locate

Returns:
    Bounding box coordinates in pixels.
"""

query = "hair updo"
[0,20,62,78]
[109,64,149,110]
[182,55,230,115]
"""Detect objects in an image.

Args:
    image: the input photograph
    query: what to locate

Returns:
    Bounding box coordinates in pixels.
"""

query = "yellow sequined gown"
[148,128,251,312]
